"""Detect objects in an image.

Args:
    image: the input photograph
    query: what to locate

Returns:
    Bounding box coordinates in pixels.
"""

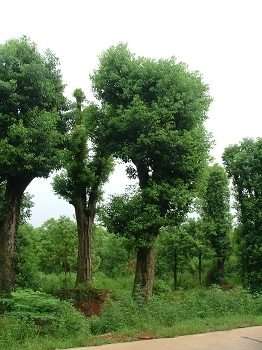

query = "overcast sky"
[1,0,262,227]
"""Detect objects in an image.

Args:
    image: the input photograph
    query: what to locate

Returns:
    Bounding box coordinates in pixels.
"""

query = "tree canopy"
[223,138,262,291]
[92,43,213,298]
[200,163,232,284]
[0,36,69,293]
[52,90,114,283]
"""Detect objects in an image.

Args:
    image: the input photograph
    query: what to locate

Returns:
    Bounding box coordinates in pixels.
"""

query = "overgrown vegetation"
[0,280,262,350]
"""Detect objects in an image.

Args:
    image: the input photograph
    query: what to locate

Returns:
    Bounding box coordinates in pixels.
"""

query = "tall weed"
[89,286,262,334]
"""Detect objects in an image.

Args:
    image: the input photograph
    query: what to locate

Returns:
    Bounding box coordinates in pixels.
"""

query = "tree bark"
[132,244,156,299]
[217,257,225,285]
[75,197,92,284]
[74,183,98,284]
[0,176,32,293]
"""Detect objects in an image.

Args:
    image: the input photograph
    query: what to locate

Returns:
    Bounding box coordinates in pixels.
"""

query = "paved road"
[62,326,262,350]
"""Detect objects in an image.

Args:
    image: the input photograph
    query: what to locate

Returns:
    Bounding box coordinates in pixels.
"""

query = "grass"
[0,278,262,350]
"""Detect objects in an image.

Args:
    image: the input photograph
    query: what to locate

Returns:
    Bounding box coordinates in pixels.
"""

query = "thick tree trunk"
[75,200,92,284]
[132,245,156,299]
[0,177,32,293]
[75,188,97,284]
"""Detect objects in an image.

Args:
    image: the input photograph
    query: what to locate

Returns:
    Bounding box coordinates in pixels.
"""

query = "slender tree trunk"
[132,244,156,299]
[198,249,202,285]
[0,177,32,293]
[217,257,225,285]
[173,249,178,290]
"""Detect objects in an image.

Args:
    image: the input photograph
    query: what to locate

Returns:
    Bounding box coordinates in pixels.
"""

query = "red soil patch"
[136,332,153,340]
[59,288,109,317]
[74,292,108,317]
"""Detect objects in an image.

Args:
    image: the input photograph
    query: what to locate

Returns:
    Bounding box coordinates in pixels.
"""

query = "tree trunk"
[75,187,98,284]
[198,249,202,285]
[0,176,32,293]
[132,245,156,299]
[75,199,92,284]
[174,249,178,290]
[217,257,225,285]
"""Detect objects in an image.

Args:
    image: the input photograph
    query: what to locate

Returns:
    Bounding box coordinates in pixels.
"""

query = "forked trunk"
[0,177,32,293]
[132,245,156,299]
[75,189,97,284]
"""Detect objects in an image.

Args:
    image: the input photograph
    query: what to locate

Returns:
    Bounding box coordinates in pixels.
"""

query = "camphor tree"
[52,89,113,283]
[200,163,232,285]
[156,225,196,290]
[91,43,213,298]
[223,138,262,291]
[0,36,68,293]
[180,218,209,286]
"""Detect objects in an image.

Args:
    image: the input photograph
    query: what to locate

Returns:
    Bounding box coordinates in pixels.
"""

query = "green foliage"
[91,42,213,243]
[89,286,262,335]
[0,289,89,335]
[101,186,162,246]
[15,218,78,289]
[38,216,78,274]
[92,44,213,297]
[19,192,34,224]
[100,235,133,278]
[92,226,135,278]
[223,138,262,291]
[200,164,232,284]
[0,315,38,349]
[35,273,75,295]
[0,36,69,178]
[0,36,70,293]
[156,226,195,282]
[16,223,40,288]
[52,91,114,284]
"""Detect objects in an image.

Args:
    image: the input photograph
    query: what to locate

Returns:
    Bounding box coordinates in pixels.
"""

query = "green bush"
[0,289,89,337]
[0,315,38,348]
[35,272,76,295]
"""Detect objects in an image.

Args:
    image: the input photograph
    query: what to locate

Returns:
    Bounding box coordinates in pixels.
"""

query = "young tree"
[0,36,68,293]
[223,138,262,291]
[52,90,113,284]
[91,44,212,298]
[182,218,207,286]
[200,164,232,285]
[156,226,196,290]
[16,223,40,288]
[38,216,78,274]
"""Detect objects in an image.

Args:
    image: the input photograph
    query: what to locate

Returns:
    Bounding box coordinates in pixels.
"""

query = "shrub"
[0,289,90,337]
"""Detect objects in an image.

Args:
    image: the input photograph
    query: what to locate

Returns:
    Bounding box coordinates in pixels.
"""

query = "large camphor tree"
[52,89,113,283]
[0,36,68,293]
[91,44,213,298]
[223,138,262,291]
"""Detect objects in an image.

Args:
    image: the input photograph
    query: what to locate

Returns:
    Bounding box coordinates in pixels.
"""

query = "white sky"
[1,0,262,227]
